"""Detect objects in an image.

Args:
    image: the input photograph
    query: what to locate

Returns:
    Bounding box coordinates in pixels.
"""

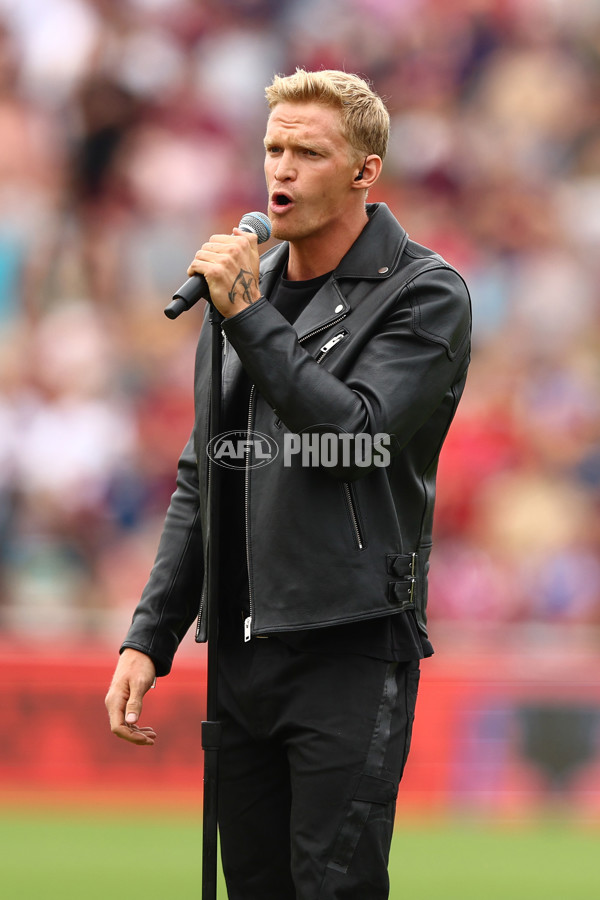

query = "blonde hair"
[265,68,389,162]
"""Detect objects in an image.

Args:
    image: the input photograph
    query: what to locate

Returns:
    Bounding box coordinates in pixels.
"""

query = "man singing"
[105,68,471,899]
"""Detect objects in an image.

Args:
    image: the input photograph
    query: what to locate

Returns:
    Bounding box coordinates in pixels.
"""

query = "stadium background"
[0,0,598,896]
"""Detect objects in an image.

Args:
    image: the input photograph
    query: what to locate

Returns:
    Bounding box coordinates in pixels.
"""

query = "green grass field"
[0,810,598,899]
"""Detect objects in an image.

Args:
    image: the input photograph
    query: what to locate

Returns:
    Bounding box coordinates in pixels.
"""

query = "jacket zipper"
[195,383,213,641]
[195,580,207,641]
[300,315,347,348]
[343,482,364,550]
[316,329,348,361]
[243,384,257,641]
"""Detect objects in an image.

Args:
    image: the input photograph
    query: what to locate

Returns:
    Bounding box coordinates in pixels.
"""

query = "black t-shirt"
[218,271,433,660]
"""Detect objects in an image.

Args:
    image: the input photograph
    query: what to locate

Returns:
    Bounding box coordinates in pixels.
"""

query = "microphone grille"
[238,211,272,244]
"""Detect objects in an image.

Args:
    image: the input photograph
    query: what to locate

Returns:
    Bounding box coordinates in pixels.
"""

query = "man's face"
[264,101,360,244]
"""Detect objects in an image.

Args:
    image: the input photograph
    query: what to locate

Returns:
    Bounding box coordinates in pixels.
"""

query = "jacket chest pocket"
[316,328,349,362]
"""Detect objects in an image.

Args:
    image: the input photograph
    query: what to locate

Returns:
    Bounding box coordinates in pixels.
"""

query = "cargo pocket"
[326,772,399,875]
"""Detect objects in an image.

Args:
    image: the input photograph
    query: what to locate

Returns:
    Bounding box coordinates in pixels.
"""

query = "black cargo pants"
[216,632,420,899]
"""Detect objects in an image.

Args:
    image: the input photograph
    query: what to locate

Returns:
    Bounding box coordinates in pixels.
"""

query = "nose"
[273,150,296,182]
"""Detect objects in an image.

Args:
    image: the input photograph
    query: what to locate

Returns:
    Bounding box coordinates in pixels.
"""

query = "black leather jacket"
[121,204,471,676]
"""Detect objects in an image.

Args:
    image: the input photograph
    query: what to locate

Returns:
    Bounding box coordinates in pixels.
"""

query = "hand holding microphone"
[165,211,271,319]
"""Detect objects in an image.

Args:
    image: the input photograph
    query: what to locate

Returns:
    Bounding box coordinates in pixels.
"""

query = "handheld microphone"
[164,211,272,319]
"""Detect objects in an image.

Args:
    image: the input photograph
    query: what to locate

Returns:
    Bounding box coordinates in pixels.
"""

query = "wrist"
[222,293,262,318]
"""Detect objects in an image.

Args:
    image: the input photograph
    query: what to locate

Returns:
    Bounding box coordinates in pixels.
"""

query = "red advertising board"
[0,646,598,817]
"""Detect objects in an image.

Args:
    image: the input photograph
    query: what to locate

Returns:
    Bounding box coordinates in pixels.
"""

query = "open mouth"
[271,192,294,212]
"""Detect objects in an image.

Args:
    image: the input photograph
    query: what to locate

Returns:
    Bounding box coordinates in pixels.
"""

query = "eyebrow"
[263,135,331,154]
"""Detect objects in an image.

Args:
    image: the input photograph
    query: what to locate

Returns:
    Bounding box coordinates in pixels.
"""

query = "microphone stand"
[165,290,223,899]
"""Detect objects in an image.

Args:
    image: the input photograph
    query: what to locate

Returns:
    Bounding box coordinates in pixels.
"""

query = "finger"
[195,233,254,264]
[125,691,146,725]
[232,227,258,245]
[105,684,128,732]
[113,723,157,746]
[187,248,221,277]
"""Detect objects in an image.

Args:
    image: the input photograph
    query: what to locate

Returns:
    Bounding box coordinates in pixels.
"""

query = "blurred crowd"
[0,0,598,652]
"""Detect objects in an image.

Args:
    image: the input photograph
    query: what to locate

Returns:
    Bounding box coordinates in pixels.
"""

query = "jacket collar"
[258,203,408,341]
[334,203,408,280]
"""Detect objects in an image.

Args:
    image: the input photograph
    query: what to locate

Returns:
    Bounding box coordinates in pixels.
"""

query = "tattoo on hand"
[229,268,257,306]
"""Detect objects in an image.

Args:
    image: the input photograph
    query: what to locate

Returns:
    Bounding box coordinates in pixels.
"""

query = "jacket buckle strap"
[408,551,417,603]
[386,552,418,609]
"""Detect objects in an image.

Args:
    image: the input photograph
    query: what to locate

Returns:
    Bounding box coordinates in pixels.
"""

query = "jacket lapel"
[292,280,350,340]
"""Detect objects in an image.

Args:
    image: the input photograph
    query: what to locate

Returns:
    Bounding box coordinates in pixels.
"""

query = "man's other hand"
[105,648,157,746]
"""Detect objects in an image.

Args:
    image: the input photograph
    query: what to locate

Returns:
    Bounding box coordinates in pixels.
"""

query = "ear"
[351,155,382,190]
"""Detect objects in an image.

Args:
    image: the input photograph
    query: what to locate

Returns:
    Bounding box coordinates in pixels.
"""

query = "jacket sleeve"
[222,265,471,479]
[120,433,204,676]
